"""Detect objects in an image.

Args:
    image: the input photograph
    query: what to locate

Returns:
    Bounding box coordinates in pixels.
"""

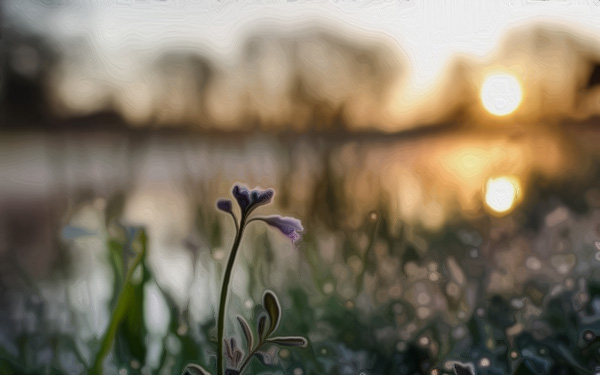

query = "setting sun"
[485,176,521,215]
[480,73,523,116]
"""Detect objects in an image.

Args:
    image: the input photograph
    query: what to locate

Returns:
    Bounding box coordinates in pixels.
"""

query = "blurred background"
[2,1,600,374]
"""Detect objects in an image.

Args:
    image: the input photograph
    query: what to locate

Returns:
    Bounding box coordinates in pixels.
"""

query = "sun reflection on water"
[484,176,521,215]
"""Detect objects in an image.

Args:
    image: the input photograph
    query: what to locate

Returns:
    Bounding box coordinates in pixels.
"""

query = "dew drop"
[212,249,225,260]
[417,292,431,305]
[177,323,188,336]
[510,298,525,310]
[469,248,479,258]
[565,278,575,289]
[452,326,466,340]
[525,257,541,270]
[417,307,431,319]
[584,330,596,342]
[447,282,460,298]
[479,357,491,368]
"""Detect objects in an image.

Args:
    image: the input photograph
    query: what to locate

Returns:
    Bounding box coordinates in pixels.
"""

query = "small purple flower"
[217,199,233,213]
[216,185,301,242]
[228,184,275,216]
[259,215,304,243]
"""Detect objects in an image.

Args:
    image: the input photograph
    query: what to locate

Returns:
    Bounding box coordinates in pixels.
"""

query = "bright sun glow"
[480,73,523,116]
[485,176,520,215]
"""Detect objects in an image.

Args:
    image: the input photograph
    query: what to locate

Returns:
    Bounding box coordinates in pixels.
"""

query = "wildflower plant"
[184,184,307,375]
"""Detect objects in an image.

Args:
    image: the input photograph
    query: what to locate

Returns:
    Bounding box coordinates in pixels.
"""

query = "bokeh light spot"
[485,176,521,215]
[480,73,523,116]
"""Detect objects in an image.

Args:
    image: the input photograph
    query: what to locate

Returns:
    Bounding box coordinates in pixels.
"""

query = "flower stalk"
[216,215,246,375]
[212,184,305,375]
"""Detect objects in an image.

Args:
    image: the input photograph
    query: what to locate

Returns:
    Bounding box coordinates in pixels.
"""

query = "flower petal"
[259,215,303,243]
[251,188,274,208]
[216,199,233,213]
[232,185,251,211]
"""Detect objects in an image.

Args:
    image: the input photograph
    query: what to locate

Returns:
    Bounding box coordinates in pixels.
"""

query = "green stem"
[237,341,264,374]
[217,217,247,375]
[90,231,147,375]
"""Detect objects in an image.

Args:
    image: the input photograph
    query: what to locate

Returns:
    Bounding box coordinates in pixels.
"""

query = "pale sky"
[5,0,600,129]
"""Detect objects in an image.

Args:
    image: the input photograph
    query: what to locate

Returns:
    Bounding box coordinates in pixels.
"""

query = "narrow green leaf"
[266,336,308,348]
[237,316,254,350]
[90,231,147,375]
[233,349,243,368]
[182,363,211,375]
[262,291,281,336]
[257,315,267,342]
[224,338,233,361]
